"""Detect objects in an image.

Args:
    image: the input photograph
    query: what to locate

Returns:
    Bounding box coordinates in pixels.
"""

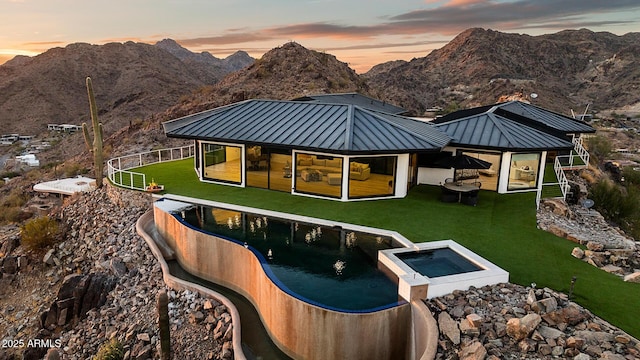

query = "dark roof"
[433,101,595,135]
[493,101,595,134]
[435,112,575,151]
[292,93,407,115]
[163,99,450,154]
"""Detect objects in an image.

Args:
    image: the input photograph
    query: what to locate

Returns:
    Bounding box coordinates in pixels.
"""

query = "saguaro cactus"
[83,77,104,188]
[157,290,171,360]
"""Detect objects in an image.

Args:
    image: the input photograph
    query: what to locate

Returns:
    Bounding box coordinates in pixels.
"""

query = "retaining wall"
[154,205,411,360]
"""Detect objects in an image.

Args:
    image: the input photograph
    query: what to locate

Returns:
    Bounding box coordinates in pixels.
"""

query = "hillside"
[162,41,371,120]
[364,28,640,116]
[0,40,254,136]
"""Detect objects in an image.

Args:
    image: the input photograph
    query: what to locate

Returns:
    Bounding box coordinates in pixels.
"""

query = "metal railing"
[572,136,590,167]
[108,145,195,191]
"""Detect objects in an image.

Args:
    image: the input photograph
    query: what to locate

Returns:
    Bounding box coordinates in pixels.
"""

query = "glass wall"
[461,151,501,191]
[201,142,242,184]
[348,156,397,199]
[245,145,292,192]
[293,152,343,198]
[508,153,540,191]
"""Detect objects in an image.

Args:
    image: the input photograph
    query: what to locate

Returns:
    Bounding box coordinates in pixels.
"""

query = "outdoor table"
[443,183,480,203]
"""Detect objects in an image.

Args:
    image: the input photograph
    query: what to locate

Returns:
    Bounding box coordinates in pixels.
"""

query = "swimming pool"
[177,204,403,311]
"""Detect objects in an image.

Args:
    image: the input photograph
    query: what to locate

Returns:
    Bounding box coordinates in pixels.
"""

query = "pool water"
[397,248,482,278]
[177,205,402,311]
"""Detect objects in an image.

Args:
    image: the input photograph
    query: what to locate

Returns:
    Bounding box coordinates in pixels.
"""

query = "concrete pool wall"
[154,202,411,360]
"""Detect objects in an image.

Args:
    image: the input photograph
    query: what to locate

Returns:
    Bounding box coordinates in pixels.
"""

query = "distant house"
[16,154,40,167]
[162,94,594,201]
[47,124,83,132]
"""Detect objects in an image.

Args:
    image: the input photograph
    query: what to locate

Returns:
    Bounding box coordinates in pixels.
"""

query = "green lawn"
[124,158,640,339]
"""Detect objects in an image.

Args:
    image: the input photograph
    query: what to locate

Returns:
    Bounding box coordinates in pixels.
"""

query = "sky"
[1,0,640,73]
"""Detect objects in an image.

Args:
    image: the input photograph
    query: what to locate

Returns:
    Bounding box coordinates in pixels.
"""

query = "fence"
[108,145,195,191]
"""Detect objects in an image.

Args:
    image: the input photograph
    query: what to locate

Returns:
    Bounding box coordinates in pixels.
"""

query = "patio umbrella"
[435,154,492,170]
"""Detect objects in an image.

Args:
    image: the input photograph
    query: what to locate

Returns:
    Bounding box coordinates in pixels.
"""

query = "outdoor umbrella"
[435,153,492,170]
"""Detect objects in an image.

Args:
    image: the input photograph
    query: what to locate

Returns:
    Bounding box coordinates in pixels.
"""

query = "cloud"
[393,0,640,35]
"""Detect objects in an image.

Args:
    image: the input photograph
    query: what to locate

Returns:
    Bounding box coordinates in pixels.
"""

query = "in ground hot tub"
[379,240,509,300]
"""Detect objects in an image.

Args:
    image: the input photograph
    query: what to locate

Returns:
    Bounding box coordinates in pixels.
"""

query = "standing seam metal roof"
[492,101,595,134]
[163,99,450,153]
[435,112,575,151]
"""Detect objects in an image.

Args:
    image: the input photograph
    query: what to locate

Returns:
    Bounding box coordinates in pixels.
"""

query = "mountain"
[155,39,253,82]
[162,41,371,120]
[0,40,254,136]
[364,28,640,116]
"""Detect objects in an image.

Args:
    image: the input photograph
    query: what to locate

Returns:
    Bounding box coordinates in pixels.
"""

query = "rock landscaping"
[537,198,640,283]
[427,283,640,359]
[0,185,233,360]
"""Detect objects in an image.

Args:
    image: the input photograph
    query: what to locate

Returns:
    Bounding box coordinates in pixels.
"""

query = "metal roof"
[493,101,595,134]
[163,99,450,154]
[435,112,575,151]
[292,93,407,115]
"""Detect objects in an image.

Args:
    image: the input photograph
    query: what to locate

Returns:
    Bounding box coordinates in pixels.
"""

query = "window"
[293,152,342,198]
[508,153,540,191]
[348,156,397,198]
[201,142,242,184]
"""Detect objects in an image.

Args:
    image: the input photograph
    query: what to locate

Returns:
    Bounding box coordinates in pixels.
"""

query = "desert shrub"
[93,338,124,360]
[589,179,640,236]
[0,207,31,224]
[2,188,28,207]
[20,216,61,251]
[622,167,640,187]
[585,135,612,164]
[63,163,89,177]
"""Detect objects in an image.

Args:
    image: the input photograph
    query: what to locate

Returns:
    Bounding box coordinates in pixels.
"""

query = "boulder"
[458,340,487,360]
[623,272,640,283]
[2,256,18,274]
[571,247,585,259]
[438,311,460,345]
[506,314,541,341]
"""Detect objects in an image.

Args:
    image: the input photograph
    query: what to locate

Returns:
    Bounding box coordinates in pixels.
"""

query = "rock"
[586,241,604,251]
[600,351,627,360]
[458,340,487,360]
[136,333,150,342]
[189,311,205,324]
[506,313,541,341]
[574,330,616,345]
[466,313,482,328]
[109,258,128,277]
[438,311,460,345]
[459,318,480,337]
[572,247,585,259]
[623,272,640,283]
[601,264,624,275]
[221,341,233,359]
[2,256,18,274]
[203,299,214,310]
[518,338,536,352]
[537,325,564,340]
[574,353,591,360]
[531,297,558,314]
[566,336,585,349]
[45,348,61,360]
[43,249,56,265]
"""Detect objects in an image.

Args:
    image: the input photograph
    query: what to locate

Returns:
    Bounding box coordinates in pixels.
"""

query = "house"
[162,95,594,201]
[163,98,450,201]
[427,101,595,193]
[16,154,40,167]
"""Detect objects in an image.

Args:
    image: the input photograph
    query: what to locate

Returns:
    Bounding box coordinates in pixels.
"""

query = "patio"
[124,157,640,340]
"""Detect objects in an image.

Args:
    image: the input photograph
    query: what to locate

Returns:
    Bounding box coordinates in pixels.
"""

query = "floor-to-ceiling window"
[508,153,540,190]
[348,156,397,199]
[245,145,292,192]
[293,152,343,198]
[460,151,501,191]
[201,142,242,184]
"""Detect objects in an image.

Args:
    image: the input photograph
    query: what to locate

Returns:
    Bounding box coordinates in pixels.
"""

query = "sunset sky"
[1,0,639,73]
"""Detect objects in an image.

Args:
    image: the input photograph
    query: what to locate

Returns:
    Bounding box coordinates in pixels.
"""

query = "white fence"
[108,145,195,191]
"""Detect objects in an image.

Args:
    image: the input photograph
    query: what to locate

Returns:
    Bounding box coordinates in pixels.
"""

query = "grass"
[125,158,640,339]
